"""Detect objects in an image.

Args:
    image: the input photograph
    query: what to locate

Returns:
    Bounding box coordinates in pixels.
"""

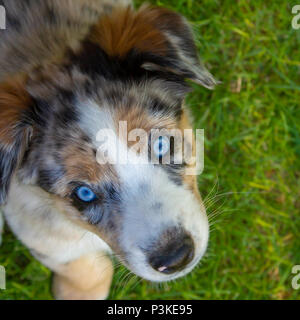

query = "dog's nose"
[149,234,194,274]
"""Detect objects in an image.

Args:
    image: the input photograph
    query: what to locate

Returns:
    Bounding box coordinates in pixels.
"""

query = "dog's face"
[0,6,215,282]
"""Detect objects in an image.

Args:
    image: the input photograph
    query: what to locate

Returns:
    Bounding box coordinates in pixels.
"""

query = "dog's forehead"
[74,80,181,143]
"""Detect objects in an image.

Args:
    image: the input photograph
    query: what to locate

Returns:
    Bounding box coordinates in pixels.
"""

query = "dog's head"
[0,6,216,281]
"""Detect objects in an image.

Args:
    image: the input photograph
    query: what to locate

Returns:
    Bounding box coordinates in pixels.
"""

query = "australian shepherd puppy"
[0,0,216,299]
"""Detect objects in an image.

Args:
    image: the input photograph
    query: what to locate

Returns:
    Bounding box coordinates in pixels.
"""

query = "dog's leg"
[52,252,113,300]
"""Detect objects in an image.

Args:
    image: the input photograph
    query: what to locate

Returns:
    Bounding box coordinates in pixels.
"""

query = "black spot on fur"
[149,97,171,114]
[70,41,187,86]
[56,103,78,125]
[104,182,121,202]
[162,163,184,186]
[44,6,57,25]
[5,12,22,31]
[37,167,65,192]
[83,204,105,225]
[57,88,74,102]
[25,98,52,129]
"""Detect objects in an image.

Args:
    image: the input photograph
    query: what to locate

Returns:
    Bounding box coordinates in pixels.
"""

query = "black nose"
[148,234,195,274]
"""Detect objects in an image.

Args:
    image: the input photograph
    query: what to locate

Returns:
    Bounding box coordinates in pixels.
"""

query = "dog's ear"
[0,79,33,204]
[138,6,217,89]
[90,5,216,89]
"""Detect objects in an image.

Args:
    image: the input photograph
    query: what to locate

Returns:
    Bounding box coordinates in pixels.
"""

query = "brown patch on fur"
[89,5,170,58]
[0,77,32,145]
[63,144,108,185]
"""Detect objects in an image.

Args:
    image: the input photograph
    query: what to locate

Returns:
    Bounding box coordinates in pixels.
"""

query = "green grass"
[1,0,300,300]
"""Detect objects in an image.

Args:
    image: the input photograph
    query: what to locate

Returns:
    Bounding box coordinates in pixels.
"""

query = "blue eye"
[75,186,97,202]
[153,136,170,158]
